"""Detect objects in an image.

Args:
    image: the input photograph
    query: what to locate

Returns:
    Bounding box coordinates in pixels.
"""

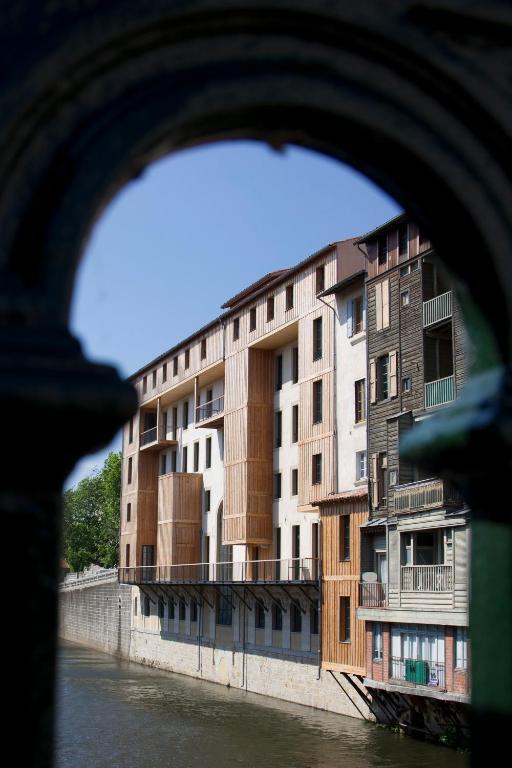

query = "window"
[160,454,167,475]
[182,446,188,472]
[205,436,212,469]
[370,351,397,403]
[292,404,299,443]
[275,354,283,391]
[286,284,294,310]
[313,317,323,361]
[127,457,132,484]
[201,338,207,359]
[353,295,364,334]
[125,543,130,568]
[275,411,282,448]
[143,596,150,617]
[371,453,387,509]
[216,587,232,626]
[129,417,133,443]
[400,264,410,277]
[272,603,283,631]
[291,604,302,633]
[184,349,190,369]
[162,363,167,382]
[402,376,412,394]
[377,235,388,265]
[194,442,199,472]
[205,387,213,418]
[339,596,351,642]
[455,627,468,670]
[191,600,198,623]
[173,356,178,376]
[315,265,325,294]
[356,450,367,481]
[255,602,265,629]
[233,318,240,342]
[152,370,157,388]
[274,472,282,499]
[312,379,323,424]
[171,449,177,473]
[249,306,257,331]
[134,597,137,616]
[142,375,147,394]
[339,515,350,561]
[354,379,366,423]
[312,453,322,485]
[373,622,383,660]
[183,400,189,428]
[291,468,298,497]
[168,599,175,621]
[126,503,131,522]
[375,278,390,330]
[267,296,275,322]
[311,601,319,635]
[292,346,299,383]
[398,223,409,261]
[377,355,389,401]
[158,599,164,619]
[179,599,186,621]
[389,469,398,487]
[411,259,420,272]
[401,289,410,307]
[205,489,211,512]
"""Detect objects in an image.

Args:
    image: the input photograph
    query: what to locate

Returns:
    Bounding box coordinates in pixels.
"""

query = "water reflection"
[56,643,468,768]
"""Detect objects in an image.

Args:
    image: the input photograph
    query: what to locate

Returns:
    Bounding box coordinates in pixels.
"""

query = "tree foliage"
[63,451,121,571]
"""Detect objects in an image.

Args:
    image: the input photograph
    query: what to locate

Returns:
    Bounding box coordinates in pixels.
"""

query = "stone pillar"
[281,601,291,650]
[264,604,273,647]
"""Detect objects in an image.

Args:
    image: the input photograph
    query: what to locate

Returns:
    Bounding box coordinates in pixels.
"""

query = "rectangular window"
[354,379,366,423]
[316,265,325,294]
[292,404,299,443]
[129,417,134,443]
[377,235,388,265]
[286,284,294,310]
[313,379,323,424]
[373,622,383,660]
[183,400,189,428]
[313,317,323,361]
[168,599,175,621]
[179,599,186,621]
[291,468,298,497]
[455,627,468,670]
[172,406,178,439]
[182,446,188,472]
[398,223,409,261]
[152,370,157,388]
[275,411,282,448]
[353,295,364,334]
[339,596,351,642]
[402,376,412,394]
[312,453,322,485]
[191,600,198,623]
[275,354,283,391]
[292,346,299,384]
[216,586,232,626]
[125,543,130,568]
[194,442,199,472]
[249,306,257,331]
[339,515,351,561]
[171,449,177,473]
[274,472,282,499]
[233,318,240,342]
[184,349,190,369]
[205,436,212,468]
[173,356,178,376]
[356,450,367,481]
[401,289,410,307]
[291,604,302,633]
[143,596,151,617]
[205,489,211,512]
[158,598,165,619]
[377,355,389,401]
[267,296,275,322]
[127,457,133,484]
[160,454,167,475]
[142,375,147,394]
[201,338,207,359]
[126,503,131,522]
[162,363,167,382]
[255,601,265,629]
[272,603,283,631]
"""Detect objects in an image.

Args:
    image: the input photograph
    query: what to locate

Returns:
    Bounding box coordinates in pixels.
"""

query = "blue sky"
[67,141,399,487]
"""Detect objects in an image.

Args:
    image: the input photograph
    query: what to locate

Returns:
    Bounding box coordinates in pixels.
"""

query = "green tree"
[63,451,121,571]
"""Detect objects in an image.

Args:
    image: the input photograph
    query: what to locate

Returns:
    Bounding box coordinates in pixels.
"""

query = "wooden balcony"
[392,477,463,513]
[423,290,452,328]
[195,394,224,428]
[424,374,455,408]
[401,564,453,592]
[139,425,177,451]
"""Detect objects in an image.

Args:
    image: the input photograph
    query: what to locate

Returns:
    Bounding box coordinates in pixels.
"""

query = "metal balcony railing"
[390,657,445,689]
[119,557,319,585]
[140,426,157,446]
[392,477,463,513]
[423,290,452,328]
[359,581,387,607]
[195,395,224,423]
[424,374,455,408]
[401,564,453,592]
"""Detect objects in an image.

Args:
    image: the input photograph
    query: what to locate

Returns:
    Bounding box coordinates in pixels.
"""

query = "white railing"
[423,290,452,328]
[60,567,118,591]
[401,564,453,592]
[195,395,224,423]
[424,374,455,408]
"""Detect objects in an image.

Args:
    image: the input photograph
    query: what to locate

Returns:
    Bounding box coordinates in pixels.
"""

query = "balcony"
[119,557,319,585]
[139,425,177,451]
[392,477,463,513]
[390,657,445,689]
[423,290,452,328]
[424,374,455,408]
[195,395,224,428]
[359,581,387,608]
[401,564,453,592]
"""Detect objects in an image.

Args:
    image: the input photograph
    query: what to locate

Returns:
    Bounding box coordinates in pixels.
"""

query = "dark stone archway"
[1,2,511,764]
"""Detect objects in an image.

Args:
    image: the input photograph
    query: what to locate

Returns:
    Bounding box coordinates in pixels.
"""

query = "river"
[56,642,468,768]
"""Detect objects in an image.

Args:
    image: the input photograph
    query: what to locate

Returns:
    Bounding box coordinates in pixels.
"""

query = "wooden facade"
[157,472,203,566]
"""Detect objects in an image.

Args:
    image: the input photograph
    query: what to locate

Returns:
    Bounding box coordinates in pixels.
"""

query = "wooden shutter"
[346,299,354,337]
[382,278,390,328]
[371,454,379,510]
[370,358,377,403]
[375,283,383,331]
[389,350,397,397]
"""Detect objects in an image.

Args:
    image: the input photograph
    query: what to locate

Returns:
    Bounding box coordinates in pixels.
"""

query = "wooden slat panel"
[157,472,202,565]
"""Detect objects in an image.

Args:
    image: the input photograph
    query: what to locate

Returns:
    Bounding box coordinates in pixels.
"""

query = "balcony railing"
[392,477,463,513]
[140,426,157,446]
[424,374,455,408]
[119,557,319,585]
[401,564,453,592]
[139,424,177,449]
[195,395,224,424]
[390,657,445,689]
[359,581,387,607]
[423,290,452,328]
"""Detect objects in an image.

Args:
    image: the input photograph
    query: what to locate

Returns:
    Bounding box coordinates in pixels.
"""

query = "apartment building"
[356,215,470,733]
[118,239,371,717]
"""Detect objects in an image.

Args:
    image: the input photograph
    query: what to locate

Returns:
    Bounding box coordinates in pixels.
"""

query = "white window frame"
[356,450,367,481]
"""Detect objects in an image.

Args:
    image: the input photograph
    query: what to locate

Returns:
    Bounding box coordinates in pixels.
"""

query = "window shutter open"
[389,349,397,397]
[346,299,354,337]
[382,279,390,328]
[371,453,379,510]
[370,358,377,403]
[375,283,383,331]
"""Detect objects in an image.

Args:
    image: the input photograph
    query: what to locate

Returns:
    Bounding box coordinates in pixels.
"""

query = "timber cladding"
[120,450,159,567]
[157,472,203,566]
[319,496,368,674]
